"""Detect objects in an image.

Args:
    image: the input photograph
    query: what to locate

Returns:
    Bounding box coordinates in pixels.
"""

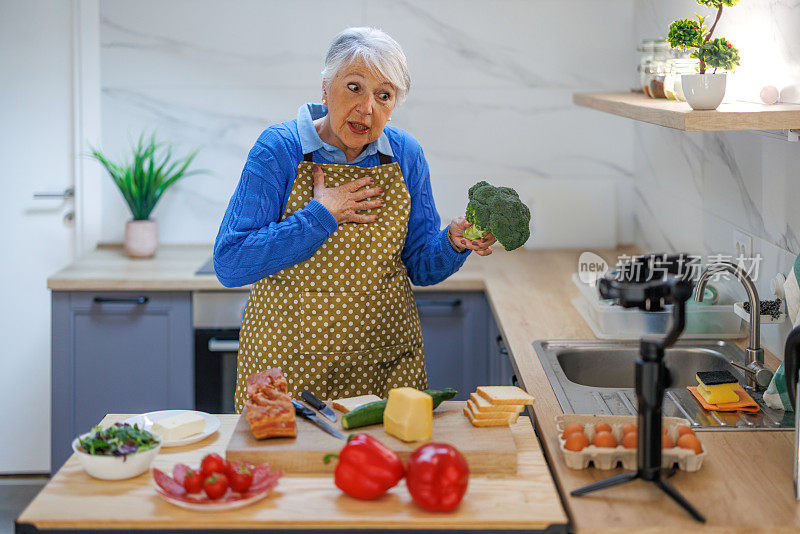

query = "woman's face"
[322,59,397,155]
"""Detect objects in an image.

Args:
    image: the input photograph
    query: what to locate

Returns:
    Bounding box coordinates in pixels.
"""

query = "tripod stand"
[570,272,705,523]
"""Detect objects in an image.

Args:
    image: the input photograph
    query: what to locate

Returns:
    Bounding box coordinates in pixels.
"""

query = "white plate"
[153,480,275,512]
[124,410,220,447]
[152,465,280,512]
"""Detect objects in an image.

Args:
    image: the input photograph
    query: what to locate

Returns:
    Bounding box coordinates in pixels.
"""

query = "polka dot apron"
[234,152,428,411]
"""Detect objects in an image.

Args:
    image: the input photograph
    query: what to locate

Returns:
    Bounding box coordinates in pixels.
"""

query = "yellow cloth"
[234,160,427,411]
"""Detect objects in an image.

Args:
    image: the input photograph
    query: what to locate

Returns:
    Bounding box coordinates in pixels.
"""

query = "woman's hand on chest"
[312,165,385,224]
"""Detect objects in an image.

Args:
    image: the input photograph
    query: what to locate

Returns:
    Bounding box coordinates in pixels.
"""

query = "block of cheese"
[383,388,432,442]
[476,386,535,405]
[696,371,739,404]
[469,392,523,413]
[332,394,383,414]
[463,403,515,427]
[152,412,205,441]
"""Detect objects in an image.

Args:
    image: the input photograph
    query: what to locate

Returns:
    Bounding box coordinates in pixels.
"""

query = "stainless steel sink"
[534,339,793,430]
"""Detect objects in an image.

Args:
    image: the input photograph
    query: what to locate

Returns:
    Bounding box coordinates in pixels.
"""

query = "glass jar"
[647,40,670,99]
[667,58,700,101]
[637,40,656,96]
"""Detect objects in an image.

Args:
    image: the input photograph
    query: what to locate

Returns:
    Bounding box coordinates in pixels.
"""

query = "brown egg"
[621,423,637,435]
[662,433,675,448]
[592,430,618,448]
[564,432,590,452]
[562,423,584,440]
[594,422,612,434]
[677,433,703,454]
[676,425,695,437]
[621,431,637,449]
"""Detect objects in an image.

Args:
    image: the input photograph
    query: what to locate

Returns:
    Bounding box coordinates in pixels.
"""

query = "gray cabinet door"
[51,291,192,473]
[488,316,517,387]
[415,291,489,400]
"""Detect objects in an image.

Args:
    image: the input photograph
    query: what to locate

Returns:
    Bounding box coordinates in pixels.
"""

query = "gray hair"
[321,27,411,103]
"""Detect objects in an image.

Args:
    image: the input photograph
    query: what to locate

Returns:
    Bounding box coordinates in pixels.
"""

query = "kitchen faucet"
[695,261,773,390]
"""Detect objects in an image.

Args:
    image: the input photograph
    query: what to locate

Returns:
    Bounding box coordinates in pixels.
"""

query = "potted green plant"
[668,0,742,110]
[89,133,202,258]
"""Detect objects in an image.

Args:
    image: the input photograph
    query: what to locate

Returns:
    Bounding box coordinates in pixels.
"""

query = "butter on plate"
[152,412,206,441]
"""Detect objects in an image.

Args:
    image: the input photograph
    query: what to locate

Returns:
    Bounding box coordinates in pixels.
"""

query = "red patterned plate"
[152,462,283,512]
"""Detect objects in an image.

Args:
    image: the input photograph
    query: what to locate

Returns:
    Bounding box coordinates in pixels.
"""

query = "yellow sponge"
[696,371,739,404]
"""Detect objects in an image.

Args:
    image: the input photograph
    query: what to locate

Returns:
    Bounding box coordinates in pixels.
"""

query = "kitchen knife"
[291,400,346,440]
[300,390,337,423]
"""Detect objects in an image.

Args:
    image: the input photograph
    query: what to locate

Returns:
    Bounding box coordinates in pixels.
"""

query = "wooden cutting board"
[225,401,518,474]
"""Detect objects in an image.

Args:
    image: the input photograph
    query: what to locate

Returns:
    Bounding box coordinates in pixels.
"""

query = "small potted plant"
[668,0,742,110]
[90,133,202,258]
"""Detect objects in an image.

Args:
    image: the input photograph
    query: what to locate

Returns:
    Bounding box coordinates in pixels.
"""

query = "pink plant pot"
[124,219,159,258]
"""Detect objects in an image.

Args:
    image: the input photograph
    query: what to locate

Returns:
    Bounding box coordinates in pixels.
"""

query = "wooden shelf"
[574,91,800,133]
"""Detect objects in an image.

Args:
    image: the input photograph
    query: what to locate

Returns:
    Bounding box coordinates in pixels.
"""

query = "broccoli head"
[463,180,531,251]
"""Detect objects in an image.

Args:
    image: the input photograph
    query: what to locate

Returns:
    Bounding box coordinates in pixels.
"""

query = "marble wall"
[634,0,800,357]
[98,0,636,249]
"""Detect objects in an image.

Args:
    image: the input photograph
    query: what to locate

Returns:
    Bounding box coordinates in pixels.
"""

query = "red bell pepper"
[324,433,405,500]
[406,443,469,512]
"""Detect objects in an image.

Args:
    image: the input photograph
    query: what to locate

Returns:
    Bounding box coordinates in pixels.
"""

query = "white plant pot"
[124,219,159,258]
[681,73,727,110]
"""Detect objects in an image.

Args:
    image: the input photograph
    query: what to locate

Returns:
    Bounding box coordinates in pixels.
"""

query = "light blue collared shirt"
[296,103,394,164]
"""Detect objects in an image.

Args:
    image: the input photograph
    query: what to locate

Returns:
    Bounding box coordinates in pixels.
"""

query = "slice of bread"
[469,392,523,413]
[331,394,383,413]
[476,386,535,405]
[466,399,512,419]
[463,403,514,427]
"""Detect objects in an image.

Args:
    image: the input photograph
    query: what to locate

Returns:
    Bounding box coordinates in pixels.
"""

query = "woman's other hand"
[313,165,385,224]
[448,216,497,256]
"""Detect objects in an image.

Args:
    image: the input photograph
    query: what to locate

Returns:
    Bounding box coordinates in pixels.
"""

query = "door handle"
[33,187,74,200]
[496,335,509,356]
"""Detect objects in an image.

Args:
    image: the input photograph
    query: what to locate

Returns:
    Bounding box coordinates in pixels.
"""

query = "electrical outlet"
[733,229,753,260]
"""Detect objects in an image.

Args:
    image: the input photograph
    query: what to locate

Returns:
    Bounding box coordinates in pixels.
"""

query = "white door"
[0,0,99,473]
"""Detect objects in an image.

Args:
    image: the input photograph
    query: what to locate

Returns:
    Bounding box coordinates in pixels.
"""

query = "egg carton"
[555,414,706,472]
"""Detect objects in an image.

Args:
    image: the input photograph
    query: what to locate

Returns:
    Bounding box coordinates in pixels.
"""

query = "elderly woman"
[215,27,495,411]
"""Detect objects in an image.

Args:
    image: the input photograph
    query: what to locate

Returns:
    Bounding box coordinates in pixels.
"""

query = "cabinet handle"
[208,338,239,352]
[496,335,509,356]
[93,296,149,305]
[415,299,462,308]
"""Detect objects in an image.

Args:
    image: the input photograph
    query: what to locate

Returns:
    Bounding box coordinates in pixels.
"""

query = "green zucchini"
[340,388,458,430]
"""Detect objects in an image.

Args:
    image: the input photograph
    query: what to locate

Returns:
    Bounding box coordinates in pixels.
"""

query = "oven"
[193,291,250,414]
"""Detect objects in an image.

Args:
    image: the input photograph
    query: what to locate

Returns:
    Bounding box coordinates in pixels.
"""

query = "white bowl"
[72,431,163,480]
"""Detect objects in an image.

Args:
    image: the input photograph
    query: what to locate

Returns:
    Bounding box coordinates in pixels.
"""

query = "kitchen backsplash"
[634,0,800,358]
[98,0,636,249]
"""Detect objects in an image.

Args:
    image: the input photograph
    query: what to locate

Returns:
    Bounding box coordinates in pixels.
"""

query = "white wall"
[633,0,800,357]
[97,0,636,249]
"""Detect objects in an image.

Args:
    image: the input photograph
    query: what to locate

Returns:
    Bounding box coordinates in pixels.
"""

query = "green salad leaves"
[78,422,160,459]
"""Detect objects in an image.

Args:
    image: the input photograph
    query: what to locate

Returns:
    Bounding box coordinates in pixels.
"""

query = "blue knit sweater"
[213,104,470,288]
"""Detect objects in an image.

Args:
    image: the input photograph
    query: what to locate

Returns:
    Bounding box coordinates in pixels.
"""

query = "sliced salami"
[172,463,191,485]
[248,470,283,493]
[152,468,186,497]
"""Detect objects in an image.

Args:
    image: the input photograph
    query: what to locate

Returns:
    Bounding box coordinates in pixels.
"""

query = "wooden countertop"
[43,244,800,532]
[481,247,798,533]
[17,413,567,532]
[46,243,485,291]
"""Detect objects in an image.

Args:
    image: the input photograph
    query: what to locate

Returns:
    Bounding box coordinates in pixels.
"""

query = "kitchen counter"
[17,413,567,533]
[45,244,800,532]
[46,243,485,291]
